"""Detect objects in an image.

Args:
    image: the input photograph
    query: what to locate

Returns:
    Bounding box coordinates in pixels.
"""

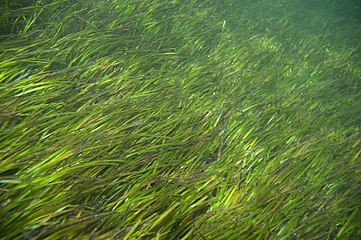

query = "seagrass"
[1,0,360,239]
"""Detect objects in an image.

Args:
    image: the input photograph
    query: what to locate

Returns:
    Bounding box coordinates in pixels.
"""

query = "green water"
[1,0,360,239]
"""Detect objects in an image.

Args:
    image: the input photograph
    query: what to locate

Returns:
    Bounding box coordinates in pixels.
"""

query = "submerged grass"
[1,0,361,239]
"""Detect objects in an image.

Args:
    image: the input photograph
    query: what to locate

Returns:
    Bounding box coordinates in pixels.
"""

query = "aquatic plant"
[1,0,360,239]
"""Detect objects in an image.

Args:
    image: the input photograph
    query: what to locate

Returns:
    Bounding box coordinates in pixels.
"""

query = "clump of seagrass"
[1,0,360,239]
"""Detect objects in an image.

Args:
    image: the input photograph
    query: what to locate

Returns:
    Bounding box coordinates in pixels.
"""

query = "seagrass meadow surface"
[1,0,361,239]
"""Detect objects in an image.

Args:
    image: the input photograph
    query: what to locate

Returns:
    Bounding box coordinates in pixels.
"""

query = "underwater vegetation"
[1,0,361,239]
